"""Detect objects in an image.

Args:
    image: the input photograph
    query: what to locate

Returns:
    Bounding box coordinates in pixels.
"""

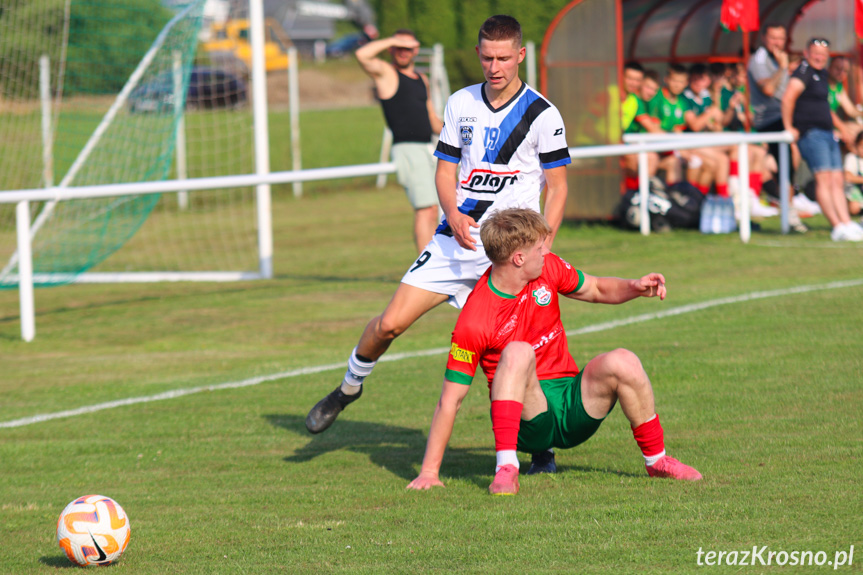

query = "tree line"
[369,0,575,86]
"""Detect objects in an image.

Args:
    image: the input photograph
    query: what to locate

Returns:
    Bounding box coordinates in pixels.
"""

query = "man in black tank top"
[356,29,443,254]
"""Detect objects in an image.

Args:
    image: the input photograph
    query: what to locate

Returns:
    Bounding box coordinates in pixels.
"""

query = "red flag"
[721,0,760,33]
[856,0,863,40]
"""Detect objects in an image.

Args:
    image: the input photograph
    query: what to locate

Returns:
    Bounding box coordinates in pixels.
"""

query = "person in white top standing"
[306,14,571,473]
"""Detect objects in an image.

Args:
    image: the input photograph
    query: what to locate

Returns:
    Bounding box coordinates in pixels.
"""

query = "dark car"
[326,32,371,59]
[129,66,247,113]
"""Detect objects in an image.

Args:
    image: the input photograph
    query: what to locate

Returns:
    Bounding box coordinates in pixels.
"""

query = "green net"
[0,0,206,288]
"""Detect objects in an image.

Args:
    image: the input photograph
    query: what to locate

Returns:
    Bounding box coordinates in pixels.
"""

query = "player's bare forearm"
[542,165,569,248]
[406,380,469,490]
[570,273,666,304]
[781,79,804,137]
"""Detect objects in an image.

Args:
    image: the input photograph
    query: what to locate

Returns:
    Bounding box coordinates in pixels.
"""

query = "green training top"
[648,88,688,132]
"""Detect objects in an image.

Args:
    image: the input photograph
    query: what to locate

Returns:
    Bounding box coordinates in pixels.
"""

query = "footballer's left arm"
[541,165,568,249]
[567,272,667,304]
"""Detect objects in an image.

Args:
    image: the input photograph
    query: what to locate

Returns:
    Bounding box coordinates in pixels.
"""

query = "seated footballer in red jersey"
[406,208,702,495]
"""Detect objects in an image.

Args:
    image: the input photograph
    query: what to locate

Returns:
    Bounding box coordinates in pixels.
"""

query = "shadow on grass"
[556,464,643,479]
[38,555,80,568]
[264,413,492,487]
[264,414,643,488]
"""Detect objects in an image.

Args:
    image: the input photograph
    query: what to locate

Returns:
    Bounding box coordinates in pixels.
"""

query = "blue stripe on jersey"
[541,157,571,169]
[458,197,479,214]
[434,197,495,237]
[481,89,541,164]
[434,149,460,164]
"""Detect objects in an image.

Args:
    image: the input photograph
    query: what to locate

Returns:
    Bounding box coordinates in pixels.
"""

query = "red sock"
[491,400,523,452]
[624,176,639,190]
[716,182,729,197]
[632,414,665,458]
[692,182,709,195]
[729,161,739,177]
[748,172,762,193]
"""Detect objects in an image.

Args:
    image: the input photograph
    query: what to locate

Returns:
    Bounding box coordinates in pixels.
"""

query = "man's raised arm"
[355,35,418,80]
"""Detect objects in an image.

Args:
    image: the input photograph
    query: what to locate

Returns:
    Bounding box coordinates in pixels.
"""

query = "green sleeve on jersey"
[445,368,473,386]
[563,269,585,295]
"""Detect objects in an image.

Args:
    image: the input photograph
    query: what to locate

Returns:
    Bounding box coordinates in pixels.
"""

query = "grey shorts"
[392,142,438,209]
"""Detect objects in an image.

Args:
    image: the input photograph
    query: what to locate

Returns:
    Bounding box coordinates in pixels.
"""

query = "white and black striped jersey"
[433,81,571,237]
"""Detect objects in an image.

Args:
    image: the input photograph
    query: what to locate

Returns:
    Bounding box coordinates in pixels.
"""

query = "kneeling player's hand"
[636,272,666,300]
[406,471,445,490]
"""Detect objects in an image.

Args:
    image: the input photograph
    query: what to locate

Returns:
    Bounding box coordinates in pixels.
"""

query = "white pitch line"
[2,278,862,429]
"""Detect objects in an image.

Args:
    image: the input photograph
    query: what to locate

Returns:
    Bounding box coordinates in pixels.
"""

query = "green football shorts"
[516,373,609,452]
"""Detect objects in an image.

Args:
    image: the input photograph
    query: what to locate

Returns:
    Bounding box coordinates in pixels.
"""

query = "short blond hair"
[481,209,551,265]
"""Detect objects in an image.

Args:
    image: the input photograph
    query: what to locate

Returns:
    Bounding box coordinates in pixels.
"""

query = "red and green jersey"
[445,253,585,391]
[648,88,688,132]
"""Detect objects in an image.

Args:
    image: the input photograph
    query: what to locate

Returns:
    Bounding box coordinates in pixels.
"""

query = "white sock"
[341,348,375,394]
[644,449,666,467]
[495,450,519,473]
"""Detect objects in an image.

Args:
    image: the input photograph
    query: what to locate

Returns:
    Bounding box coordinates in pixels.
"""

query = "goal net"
[0,0,261,288]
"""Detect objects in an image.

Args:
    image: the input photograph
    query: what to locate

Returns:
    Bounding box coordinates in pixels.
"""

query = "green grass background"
[1,105,862,572]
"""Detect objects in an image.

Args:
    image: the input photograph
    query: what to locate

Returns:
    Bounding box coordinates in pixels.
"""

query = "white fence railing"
[620,132,794,239]
[2,131,794,341]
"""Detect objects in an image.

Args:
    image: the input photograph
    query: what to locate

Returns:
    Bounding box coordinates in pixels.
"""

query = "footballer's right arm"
[436,158,478,251]
[406,378,471,490]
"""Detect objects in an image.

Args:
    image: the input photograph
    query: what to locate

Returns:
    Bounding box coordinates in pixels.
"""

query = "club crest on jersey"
[532,286,552,306]
[460,169,521,194]
[461,125,473,146]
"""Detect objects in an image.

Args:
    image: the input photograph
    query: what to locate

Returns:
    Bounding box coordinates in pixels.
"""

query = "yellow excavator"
[203,18,292,72]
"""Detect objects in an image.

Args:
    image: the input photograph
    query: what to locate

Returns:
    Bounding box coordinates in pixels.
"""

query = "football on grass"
[56,495,131,566]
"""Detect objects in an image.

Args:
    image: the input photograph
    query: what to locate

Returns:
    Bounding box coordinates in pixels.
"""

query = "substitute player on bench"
[306,15,570,474]
[407,208,702,494]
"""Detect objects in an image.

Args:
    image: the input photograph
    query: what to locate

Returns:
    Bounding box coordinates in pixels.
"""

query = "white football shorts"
[400,233,491,309]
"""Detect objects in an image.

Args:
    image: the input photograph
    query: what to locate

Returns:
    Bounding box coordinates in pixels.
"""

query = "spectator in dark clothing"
[782,38,863,241]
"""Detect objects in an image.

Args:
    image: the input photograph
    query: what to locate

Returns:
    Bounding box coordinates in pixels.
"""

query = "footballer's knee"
[372,313,409,342]
[590,348,643,390]
[499,342,536,373]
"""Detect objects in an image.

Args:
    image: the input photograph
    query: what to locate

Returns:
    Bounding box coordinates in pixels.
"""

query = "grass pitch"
[1,182,862,573]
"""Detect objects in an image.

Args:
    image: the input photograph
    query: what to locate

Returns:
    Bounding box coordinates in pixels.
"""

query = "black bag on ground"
[614,181,703,231]
[664,182,704,229]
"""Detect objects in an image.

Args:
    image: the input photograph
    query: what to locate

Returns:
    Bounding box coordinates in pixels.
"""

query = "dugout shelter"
[541,0,861,220]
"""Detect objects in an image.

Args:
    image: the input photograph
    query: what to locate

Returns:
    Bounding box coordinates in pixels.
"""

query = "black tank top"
[380,70,432,144]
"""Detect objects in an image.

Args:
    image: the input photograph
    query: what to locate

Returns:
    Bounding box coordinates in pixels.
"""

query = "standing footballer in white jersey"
[306,14,571,472]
